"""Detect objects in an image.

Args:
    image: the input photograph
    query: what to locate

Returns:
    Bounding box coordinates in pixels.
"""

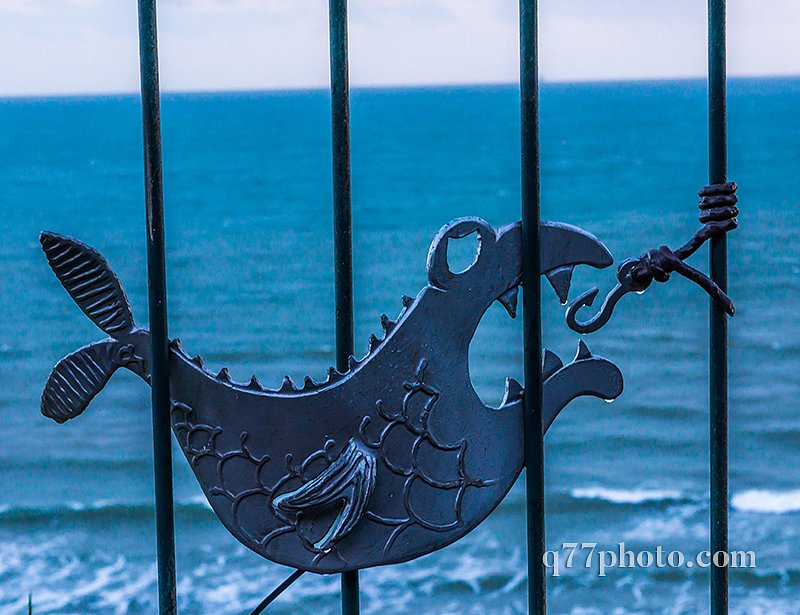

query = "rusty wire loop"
[566,183,739,334]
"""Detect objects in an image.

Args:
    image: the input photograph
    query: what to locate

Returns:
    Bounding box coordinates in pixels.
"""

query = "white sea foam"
[624,514,707,542]
[572,486,800,514]
[731,489,800,514]
[571,487,685,505]
[189,493,213,510]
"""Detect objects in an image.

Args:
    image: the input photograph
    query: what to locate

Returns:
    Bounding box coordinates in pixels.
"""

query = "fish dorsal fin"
[41,340,119,423]
[272,439,376,553]
[40,232,134,337]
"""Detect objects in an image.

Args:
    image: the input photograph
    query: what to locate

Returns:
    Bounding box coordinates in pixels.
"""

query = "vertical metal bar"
[328,0,359,612]
[519,1,545,613]
[708,1,729,613]
[137,1,177,613]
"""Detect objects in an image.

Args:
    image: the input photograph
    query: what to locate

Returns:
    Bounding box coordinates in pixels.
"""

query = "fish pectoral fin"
[272,439,377,552]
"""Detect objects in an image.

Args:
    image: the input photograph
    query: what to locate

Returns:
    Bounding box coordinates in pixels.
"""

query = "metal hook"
[565,260,647,334]
[566,250,735,334]
[566,182,738,335]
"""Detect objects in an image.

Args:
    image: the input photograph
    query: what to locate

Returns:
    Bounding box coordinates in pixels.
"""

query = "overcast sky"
[0,0,798,96]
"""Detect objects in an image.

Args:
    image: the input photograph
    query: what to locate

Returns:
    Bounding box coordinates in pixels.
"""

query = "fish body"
[39,218,623,572]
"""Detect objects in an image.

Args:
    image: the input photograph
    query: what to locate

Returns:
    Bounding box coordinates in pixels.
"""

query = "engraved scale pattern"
[170,401,357,564]
[359,358,496,556]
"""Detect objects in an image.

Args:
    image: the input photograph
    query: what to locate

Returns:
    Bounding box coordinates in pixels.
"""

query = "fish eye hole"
[446,230,481,275]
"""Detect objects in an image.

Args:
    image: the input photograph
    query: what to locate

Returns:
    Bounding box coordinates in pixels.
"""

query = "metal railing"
[136,2,176,612]
[708,2,730,613]
[130,1,731,613]
[519,1,546,611]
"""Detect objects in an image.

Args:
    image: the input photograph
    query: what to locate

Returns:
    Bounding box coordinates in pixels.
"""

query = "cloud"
[0,0,44,15]
[0,0,103,13]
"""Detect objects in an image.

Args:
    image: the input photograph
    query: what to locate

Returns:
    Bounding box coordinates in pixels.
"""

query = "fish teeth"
[501,378,524,405]
[279,375,296,393]
[348,355,359,372]
[191,355,205,368]
[169,338,182,351]
[303,376,316,391]
[247,375,264,391]
[216,367,231,383]
[545,266,574,305]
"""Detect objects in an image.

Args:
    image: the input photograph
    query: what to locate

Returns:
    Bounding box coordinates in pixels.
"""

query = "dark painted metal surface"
[328,0,358,609]
[39,218,622,575]
[708,1,730,612]
[136,0,176,612]
[565,183,738,334]
[519,0,545,612]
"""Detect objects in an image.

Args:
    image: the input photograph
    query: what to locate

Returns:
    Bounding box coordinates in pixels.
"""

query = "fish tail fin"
[39,231,139,423]
[41,339,121,423]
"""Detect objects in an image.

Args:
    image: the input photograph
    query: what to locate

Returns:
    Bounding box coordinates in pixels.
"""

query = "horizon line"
[1,72,798,102]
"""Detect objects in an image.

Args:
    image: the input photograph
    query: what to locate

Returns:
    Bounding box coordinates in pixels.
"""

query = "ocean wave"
[623,513,707,542]
[569,487,691,505]
[565,486,800,515]
[731,489,800,514]
[0,496,213,524]
[6,487,796,528]
[501,485,697,515]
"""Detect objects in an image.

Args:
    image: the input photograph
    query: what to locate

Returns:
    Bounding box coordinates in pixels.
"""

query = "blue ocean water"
[0,78,798,614]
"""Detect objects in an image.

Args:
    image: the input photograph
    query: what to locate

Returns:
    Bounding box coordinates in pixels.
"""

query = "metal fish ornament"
[39,217,623,573]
